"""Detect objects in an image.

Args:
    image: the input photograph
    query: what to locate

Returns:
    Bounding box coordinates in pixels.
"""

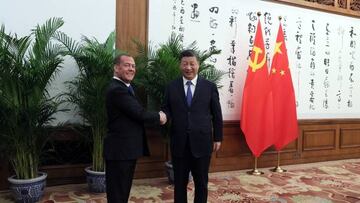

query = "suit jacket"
[104,79,159,160]
[162,77,223,158]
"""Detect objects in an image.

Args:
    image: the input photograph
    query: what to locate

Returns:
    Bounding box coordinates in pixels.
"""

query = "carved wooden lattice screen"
[271,0,360,17]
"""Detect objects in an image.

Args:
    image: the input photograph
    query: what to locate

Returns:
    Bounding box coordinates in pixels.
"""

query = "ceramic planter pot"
[85,166,106,193]
[8,172,47,203]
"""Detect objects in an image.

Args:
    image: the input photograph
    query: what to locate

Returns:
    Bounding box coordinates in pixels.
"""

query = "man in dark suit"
[162,50,223,203]
[104,54,167,203]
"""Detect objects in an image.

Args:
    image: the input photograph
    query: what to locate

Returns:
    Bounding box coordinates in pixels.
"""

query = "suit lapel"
[191,77,202,106]
[174,78,188,108]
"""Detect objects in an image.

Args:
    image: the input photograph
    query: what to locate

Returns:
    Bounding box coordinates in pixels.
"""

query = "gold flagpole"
[246,11,263,176]
[270,16,288,173]
[270,151,287,172]
[247,156,264,175]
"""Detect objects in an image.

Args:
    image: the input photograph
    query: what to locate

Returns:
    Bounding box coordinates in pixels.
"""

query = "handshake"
[159,111,167,125]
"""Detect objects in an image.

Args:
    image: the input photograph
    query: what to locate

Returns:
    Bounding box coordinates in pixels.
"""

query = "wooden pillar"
[116,0,148,56]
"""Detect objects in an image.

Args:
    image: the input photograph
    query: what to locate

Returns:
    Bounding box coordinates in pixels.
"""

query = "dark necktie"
[186,81,192,107]
[128,85,135,96]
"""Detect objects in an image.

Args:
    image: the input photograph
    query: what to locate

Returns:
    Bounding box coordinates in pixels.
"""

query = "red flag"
[270,23,298,151]
[241,20,274,157]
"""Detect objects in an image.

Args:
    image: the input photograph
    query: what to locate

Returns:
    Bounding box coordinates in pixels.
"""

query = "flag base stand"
[270,151,287,173]
[270,166,287,173]
[247,169,264,175]
[247,157,264,175]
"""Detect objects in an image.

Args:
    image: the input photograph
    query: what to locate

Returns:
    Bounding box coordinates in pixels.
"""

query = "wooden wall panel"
[135,128,168,178]
[340,127,360,148]
[41,164,87,186]
[138,129,167,163]
[302,129,336,151]
[282,140,297,152]
[0,160,9,191]
[217,122,247,158]
[217,134,243,158]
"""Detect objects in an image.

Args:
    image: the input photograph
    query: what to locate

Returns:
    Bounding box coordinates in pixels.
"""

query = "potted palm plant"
[0,18,66,202]
[134,33,225,183]
[56,31,122,192]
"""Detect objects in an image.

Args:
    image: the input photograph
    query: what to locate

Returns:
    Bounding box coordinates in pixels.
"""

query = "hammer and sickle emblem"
[249,46,266,72]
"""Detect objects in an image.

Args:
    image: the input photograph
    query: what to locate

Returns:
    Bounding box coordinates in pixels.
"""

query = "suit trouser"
[105,159,137,203]
[172,141,211,203]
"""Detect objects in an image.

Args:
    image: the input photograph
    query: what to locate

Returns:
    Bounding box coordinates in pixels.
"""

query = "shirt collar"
[182,75,198,86]
[113,76,130,87]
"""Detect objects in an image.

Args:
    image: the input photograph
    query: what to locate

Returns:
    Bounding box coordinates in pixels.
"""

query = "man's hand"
[159,111,167,125]
[213,142,221,152]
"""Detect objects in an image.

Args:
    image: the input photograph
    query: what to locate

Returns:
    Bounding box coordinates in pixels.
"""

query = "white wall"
[149,0,360,119]
[0,0,116,124]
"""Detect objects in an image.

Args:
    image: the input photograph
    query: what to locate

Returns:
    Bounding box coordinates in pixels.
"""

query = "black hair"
[179,49,199,62]
[113,53,131,65]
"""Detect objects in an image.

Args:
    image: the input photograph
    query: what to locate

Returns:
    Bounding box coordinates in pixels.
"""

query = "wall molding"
[270,0,360,18]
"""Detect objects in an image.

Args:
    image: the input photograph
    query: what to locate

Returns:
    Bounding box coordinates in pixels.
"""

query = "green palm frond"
[104,31,116,51]
[31,18,64,58]
[54,31,81,55]
[0,17,66,179]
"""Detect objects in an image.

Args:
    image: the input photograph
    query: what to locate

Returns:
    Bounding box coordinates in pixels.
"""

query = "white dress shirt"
[182,75,198,97]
